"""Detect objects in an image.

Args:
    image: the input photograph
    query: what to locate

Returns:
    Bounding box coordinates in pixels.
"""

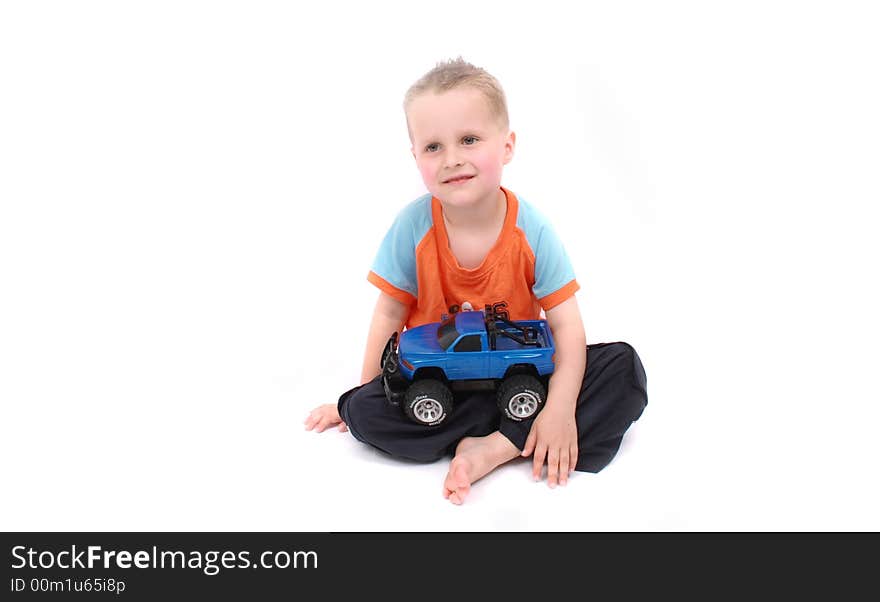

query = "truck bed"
[492,320,552,351]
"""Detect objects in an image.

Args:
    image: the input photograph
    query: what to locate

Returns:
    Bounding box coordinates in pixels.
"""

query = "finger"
[338,422,348,432]
[304,415,316,430]
[547,448,560,488]
[559,449,570,486]
[522,430,536,457]
[532,444,547,481]
[569,444,578,474]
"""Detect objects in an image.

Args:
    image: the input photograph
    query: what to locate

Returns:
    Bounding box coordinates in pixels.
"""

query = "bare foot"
[443,432,520,505]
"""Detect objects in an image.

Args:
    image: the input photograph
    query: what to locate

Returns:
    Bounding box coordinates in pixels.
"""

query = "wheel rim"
[413,398,444,423]
[509,392,539,418]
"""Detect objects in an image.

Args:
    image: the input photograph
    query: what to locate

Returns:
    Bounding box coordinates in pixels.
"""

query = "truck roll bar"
[484,302,541,350]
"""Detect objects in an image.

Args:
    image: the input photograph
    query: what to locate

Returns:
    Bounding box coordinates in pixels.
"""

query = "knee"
[613,342,647,392]
[337,378,385,440]
[607,342,648,422]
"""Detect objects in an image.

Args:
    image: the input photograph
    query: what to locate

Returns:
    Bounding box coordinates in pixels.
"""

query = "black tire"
[403,379,453,427]
[497,374,546,421]
[380,333,399,374]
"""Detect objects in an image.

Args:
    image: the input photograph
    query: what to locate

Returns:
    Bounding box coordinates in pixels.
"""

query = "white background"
[1,1,878,531]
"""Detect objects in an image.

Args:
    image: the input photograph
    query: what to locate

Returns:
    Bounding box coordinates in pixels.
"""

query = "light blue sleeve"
[516,198,577,300]
[369,194,434,298]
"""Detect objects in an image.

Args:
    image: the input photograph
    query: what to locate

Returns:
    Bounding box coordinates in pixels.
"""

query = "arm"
[305,292,409,432]
[521,296,586,486]
[359,292,410,384]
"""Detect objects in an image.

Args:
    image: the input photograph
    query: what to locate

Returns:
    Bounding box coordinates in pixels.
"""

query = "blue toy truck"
[381,302,555,426]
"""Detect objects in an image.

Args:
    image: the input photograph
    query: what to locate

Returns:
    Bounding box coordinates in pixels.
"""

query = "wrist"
[543,395,575,414]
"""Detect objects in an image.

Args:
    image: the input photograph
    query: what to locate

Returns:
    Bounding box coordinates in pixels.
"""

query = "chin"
[435,184,496,208]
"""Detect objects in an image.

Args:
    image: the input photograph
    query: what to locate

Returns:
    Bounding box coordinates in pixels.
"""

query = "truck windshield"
[437,317,460,350]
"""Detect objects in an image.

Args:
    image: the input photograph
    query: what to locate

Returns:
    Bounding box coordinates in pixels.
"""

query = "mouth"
[443,175,475,185]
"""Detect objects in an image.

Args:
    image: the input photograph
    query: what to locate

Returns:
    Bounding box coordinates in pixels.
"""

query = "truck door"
[450,334,488,380]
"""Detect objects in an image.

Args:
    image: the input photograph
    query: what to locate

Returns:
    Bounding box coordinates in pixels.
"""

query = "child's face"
[407,87,514,210]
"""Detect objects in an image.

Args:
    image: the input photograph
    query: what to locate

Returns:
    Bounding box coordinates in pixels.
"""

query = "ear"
[503,130,516,165]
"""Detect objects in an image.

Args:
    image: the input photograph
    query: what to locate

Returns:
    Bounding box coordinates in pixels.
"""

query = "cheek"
[472,150,503,180]
[416,159,436,183]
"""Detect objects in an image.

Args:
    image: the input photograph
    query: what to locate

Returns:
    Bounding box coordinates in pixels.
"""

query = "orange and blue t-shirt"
[368,187,580,329]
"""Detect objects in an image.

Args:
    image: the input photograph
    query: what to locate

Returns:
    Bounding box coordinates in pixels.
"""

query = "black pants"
[338,342,647,473]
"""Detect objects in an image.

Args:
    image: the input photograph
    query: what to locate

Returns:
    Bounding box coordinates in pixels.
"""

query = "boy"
[305,58,647,505]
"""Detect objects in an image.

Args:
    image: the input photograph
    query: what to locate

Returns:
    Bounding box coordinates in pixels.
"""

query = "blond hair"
[404,57,509,129]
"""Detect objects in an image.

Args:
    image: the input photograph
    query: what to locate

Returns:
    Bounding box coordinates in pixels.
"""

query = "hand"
[521,405,578,487]
[304,403,348,433]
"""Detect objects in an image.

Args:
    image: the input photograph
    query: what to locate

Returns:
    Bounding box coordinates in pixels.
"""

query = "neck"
[441,188,506,231]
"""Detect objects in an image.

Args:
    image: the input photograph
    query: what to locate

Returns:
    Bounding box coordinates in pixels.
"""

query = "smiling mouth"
[444,175,474,184]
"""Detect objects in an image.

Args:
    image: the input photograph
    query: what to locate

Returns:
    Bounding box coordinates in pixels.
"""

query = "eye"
[462,136,478,145]
[425,143,440,152]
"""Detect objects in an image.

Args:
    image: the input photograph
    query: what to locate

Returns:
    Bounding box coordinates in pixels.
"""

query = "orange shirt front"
[368,187,579,329]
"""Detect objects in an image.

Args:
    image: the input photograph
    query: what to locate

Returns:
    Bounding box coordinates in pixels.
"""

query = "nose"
[443,148,464,169]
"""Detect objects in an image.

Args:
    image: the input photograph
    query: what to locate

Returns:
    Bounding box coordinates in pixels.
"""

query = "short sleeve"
[516,198,580,310]
[367,195,433,306]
